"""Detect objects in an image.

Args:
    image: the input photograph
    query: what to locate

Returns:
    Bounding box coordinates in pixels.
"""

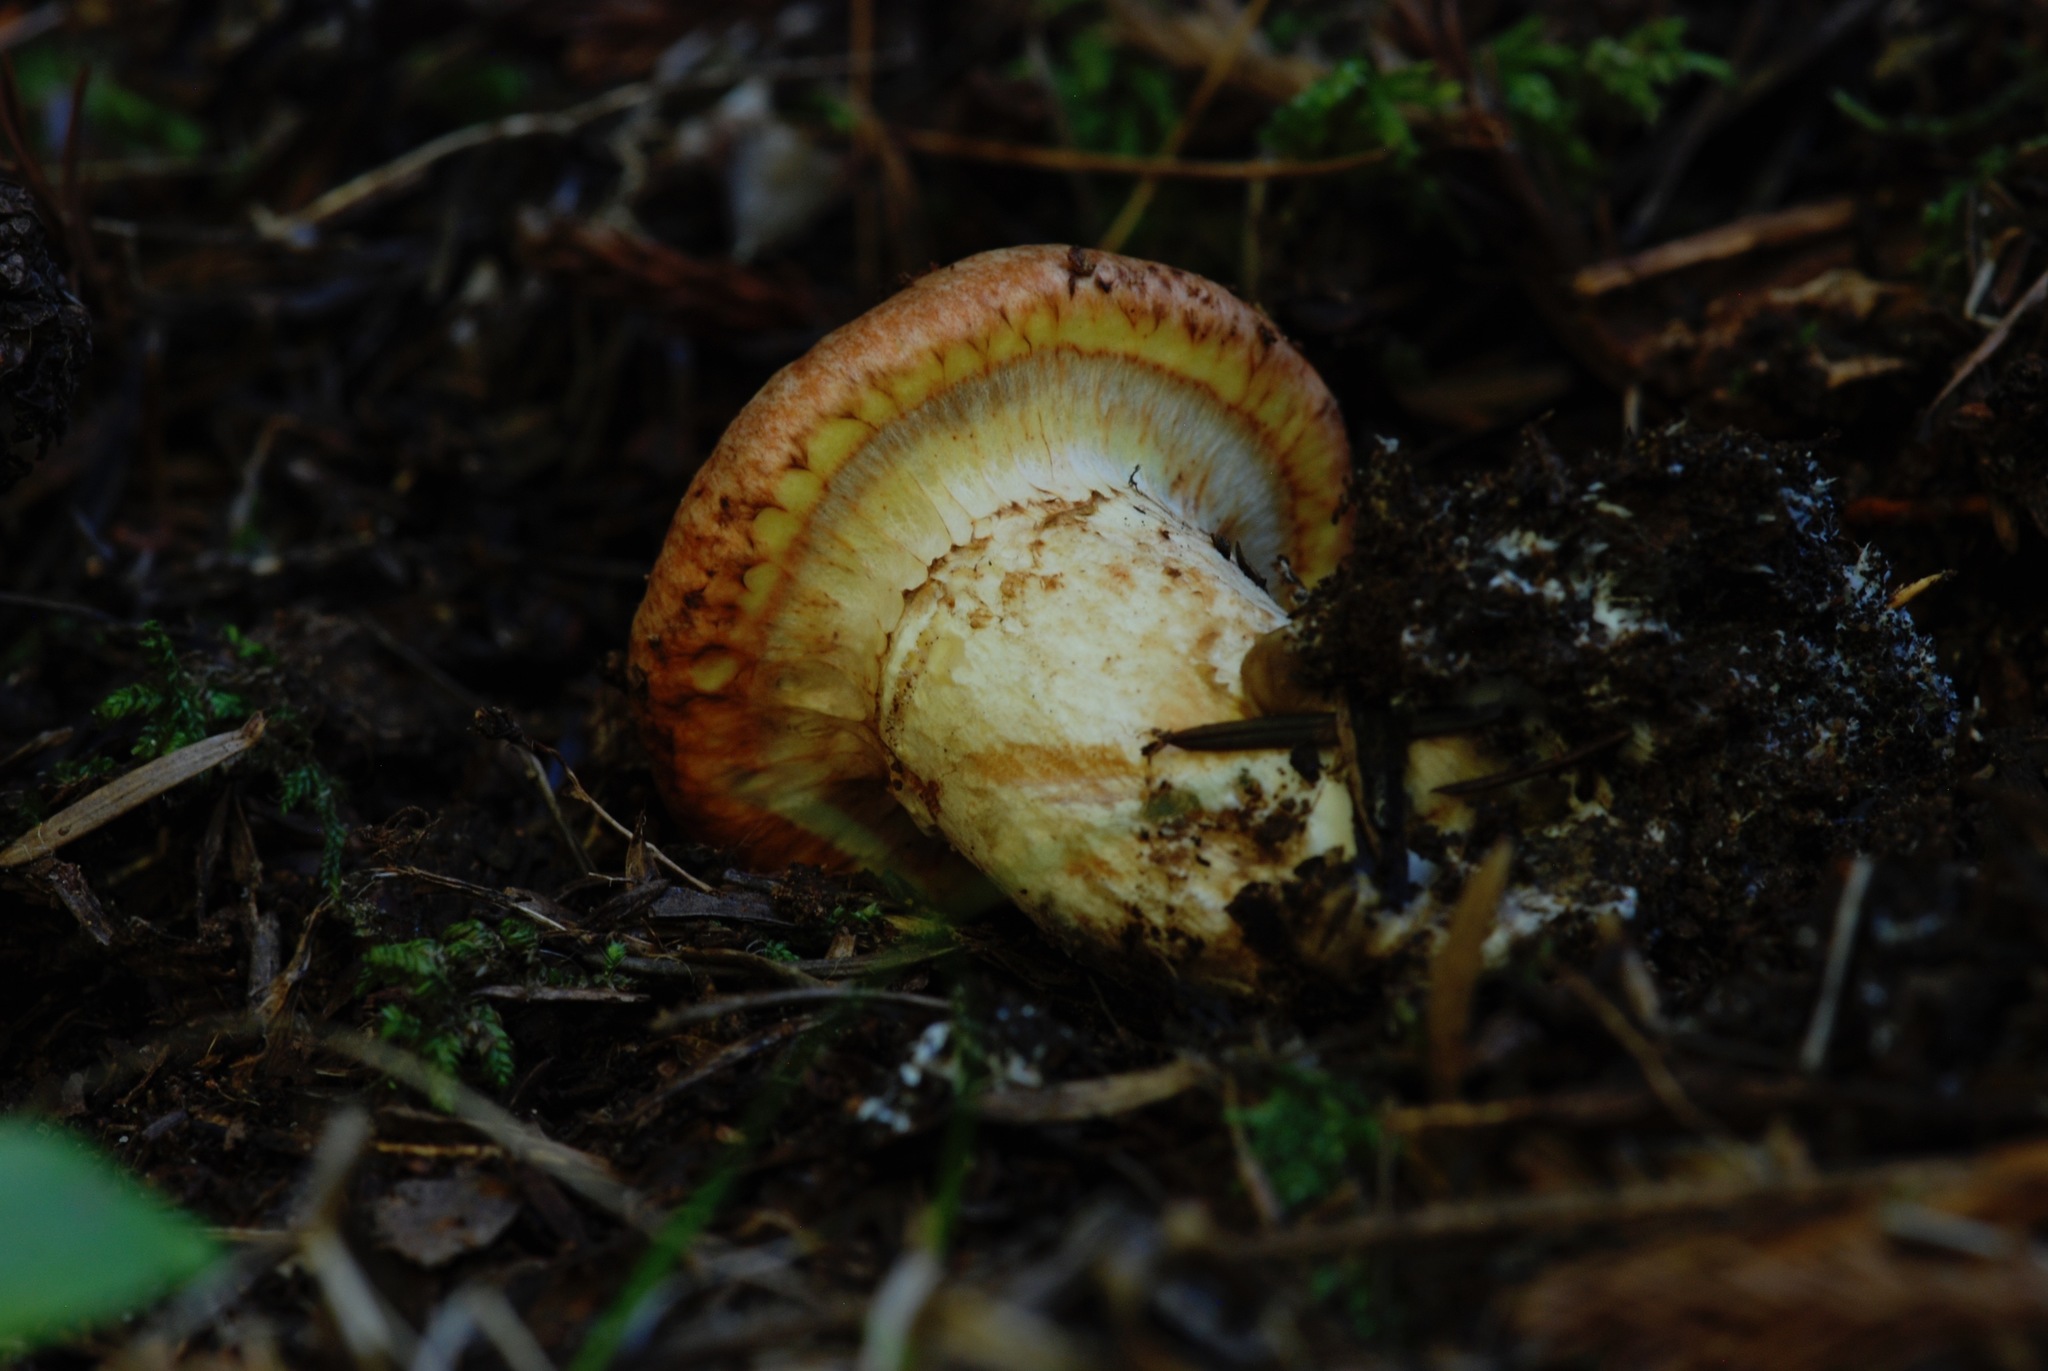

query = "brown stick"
[894,127,1389,180]
[1572,198,1858,296]
[1098,0,1276,253]
[1925,262,2048,420]
[1427,839,1512,1099]
[1558,967,1723,1136]
[1205,1155,1974,1261]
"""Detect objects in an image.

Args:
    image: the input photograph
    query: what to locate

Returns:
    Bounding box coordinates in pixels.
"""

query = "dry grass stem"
[0,715,265,868]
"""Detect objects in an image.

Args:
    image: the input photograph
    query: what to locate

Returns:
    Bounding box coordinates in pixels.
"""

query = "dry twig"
[1573,199,1858,296]
[894,128,1388,180]
[1097,0,1276,253]
[1207,1154,1975,1261]
[1800,855,1875,1073]
[649,987,951,1032]
[1559,968,1724,1136]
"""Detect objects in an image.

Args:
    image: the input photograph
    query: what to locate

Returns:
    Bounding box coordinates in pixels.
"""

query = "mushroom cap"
[629,244,1352,896]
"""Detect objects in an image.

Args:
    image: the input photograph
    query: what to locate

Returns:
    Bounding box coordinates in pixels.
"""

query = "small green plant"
[1264,59,1462,169]
[828,900,882,928]
[94,622,246,760]
[84,622,350,896]
[220,623,276,665]
[279,761,347,895]
[1231,1067,1389,1336]
[756,940,800,963]
[359,919,540,1088]
[12,41,207,159]
[1230,1064,1380,1212]
[1262,17,1726,199]
[1038,24,1180,155]
[1488,16,1730,179]
[47,756,114,786]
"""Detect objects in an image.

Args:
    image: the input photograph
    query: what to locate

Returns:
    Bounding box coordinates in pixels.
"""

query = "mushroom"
[630,246,1453,991]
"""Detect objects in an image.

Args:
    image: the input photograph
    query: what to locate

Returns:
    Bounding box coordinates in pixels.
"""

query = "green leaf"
[0,1121,217,1350]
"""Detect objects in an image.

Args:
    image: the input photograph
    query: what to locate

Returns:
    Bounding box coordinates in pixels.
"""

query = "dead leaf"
[0,715,266,868]
[372,1168,522,1268]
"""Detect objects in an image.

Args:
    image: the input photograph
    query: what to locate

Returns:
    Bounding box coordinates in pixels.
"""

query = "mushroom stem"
[876,482,1356,987]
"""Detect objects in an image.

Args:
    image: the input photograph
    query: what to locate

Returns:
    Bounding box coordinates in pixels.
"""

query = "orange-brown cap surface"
[629,244,1351,896]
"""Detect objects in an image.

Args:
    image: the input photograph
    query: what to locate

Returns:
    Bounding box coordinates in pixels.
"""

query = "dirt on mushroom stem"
[1268,424,1960,1026]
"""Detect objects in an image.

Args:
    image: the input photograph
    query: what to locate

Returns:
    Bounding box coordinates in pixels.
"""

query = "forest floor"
[6,2,2048,1368]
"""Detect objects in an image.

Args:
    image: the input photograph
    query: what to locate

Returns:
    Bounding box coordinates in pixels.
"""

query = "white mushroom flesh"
[877,483,1356,980]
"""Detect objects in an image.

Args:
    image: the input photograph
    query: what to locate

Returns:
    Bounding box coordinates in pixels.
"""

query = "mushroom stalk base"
[877,485,1356,989]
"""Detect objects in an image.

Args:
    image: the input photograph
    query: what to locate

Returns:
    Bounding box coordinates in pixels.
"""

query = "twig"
[1800,855,1874,1073]
[1432,728,1633,799]
[1427,839,1512,1098]
[1623,0,1884,244]
[1221,1074,1284,1228]
[1206,1153,1974,1261]
[626,1017,817,1124]
[413,1285,558,1371]
[1098,0,1276,253]
[0,590,122,623]
[1924,262,2048,422]
[894,127,1388,180]
[19,857,115,944]
[641,944,824,989]
[1,715,267,868]
[521,750,594,875]
[0,727,72,773]
[0,4,63,54]
[1558,968,1723,1136]
[262,84,657,237]
[982,1059,1209,1126]
[265,51,913,241]
[472,706,712,891]
[1572,199,1858,296]
[649,987,950,1032]
[373,866,573,932]
[321,1030,649,1228]
[295,1110,418,1366]
[1381,1087,1655,1134]
[557,770,712,892]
